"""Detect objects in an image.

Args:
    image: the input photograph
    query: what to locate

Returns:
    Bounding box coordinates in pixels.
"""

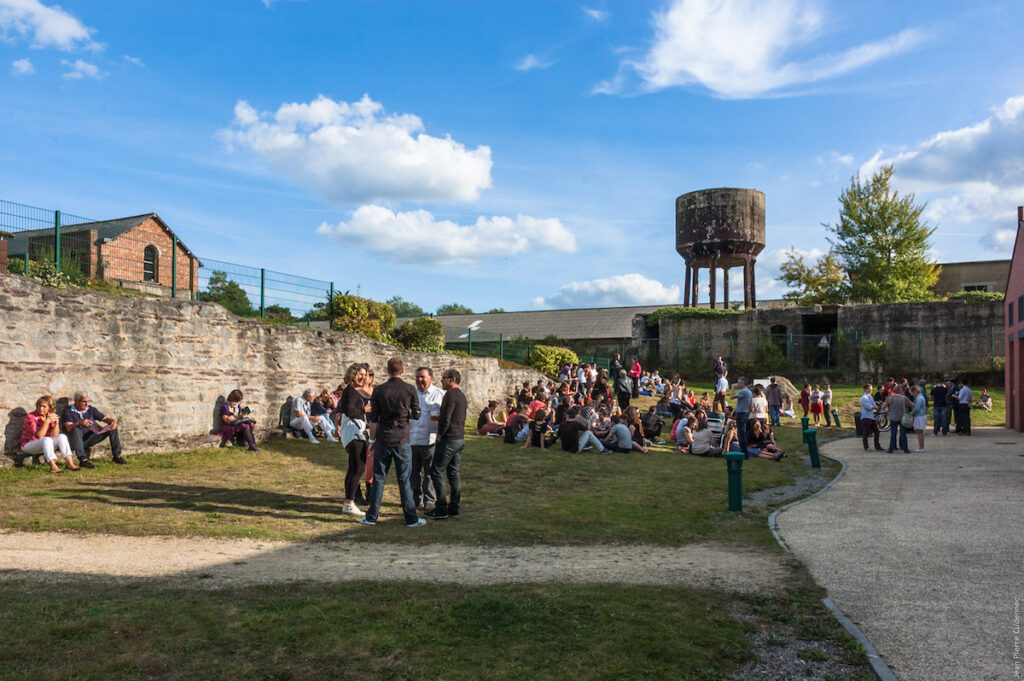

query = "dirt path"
[0,530,787,593]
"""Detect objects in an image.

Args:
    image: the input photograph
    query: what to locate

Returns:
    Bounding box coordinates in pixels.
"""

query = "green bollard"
[803,429,821,469]
[831,408,842,429]
[725,452,744,512]
[800,416,809,431]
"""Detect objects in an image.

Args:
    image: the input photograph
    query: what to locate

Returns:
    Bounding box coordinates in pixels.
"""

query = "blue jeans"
[430,437,464,514]
[932,405,949,435]
[366,443,418,524]
[736,412,749,455]
[768,405,781,426]
[888,423,909,453]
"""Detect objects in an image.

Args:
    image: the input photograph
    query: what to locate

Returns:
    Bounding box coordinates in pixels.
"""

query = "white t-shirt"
[716,377,728,394]
[410,384,445,445]
[751,396,768,419]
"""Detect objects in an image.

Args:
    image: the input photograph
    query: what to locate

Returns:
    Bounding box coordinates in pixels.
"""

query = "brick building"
[1004,207,1024,432]
[5,213,200,297]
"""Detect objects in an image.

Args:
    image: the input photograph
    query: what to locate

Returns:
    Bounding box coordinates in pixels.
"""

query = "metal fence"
[0,199,335,323]
[440,324,613,369]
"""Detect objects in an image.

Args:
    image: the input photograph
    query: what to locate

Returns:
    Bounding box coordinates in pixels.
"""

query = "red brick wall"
[1005,206,1024,431]
[100,218,198,295]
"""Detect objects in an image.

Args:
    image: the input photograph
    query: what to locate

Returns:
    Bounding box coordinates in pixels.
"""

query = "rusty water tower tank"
[676,188,766,308]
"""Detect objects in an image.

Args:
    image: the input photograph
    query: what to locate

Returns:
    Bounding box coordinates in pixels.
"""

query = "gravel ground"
[0,531,789,593]
[777,427,1024,681]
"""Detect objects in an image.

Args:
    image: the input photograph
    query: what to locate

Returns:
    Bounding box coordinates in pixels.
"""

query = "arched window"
[143,245,158,282]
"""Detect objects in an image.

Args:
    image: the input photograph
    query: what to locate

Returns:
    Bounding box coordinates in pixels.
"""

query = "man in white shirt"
[713,371,729,413]
[291,388,337,444]
[410,367,445,510]
[860,383,882,450]
[956,380,973,435]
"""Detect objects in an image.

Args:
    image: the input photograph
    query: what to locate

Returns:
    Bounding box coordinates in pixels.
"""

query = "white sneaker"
[343,502,365,516]
[912,448,925,452]
[308,437,320,444]
[406,518,427,528]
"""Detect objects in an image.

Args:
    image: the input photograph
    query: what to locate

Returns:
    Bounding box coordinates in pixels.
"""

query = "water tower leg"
[723,268,729,309]
[684,264,692,306]
[709,266,717,309]
[750,260,757,309]
[692,267,700,307]
[743,258,752,308]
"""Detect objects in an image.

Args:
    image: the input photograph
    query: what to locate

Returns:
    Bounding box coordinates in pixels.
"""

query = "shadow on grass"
[40,480,379,522]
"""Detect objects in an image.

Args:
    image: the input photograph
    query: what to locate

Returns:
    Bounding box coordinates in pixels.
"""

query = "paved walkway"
[778,427,1024,681]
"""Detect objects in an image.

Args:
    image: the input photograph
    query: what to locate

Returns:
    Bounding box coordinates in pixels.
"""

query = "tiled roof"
[4,213,199,261]
[425,305,676,341]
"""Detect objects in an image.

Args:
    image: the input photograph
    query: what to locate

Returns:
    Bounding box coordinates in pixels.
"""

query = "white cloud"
[515,54,554,71]
[0,0,94,50]
[597,0,923,98]
[316,205,575,265]
[532,274,680,309]
[60,58,102,79]
[220,95,493,205]
[860,95,1024,251]
[582,6,609,22]
[123,54,143,66]
[10,56,32,75]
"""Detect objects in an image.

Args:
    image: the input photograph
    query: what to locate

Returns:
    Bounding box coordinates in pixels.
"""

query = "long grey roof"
[425,305,676,341]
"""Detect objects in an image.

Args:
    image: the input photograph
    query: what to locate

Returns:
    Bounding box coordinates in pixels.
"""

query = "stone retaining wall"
[0,274,545,464]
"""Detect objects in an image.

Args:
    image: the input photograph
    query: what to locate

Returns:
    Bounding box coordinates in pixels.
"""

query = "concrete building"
[933,259,1010,295]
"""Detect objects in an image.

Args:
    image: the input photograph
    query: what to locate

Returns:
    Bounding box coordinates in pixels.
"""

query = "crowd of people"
[858,377,983,453]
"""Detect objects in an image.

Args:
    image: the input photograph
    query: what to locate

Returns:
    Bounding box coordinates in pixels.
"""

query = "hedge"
[529,345,579,378]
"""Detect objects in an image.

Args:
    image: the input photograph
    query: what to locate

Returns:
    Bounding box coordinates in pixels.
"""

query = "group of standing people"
[859,377,977,453]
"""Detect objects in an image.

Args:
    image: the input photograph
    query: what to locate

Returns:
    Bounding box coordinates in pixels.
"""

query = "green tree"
[387,296,426,318]
[328,293,396,341]
[436,302,474,316]
[777,249,849,305]
[198,271,254,316]
[487,307,505,313]
[263,304,294,323]
[826,165,939,303]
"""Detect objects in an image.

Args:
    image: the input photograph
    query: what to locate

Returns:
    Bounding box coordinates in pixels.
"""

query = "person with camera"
[219,389,258,451]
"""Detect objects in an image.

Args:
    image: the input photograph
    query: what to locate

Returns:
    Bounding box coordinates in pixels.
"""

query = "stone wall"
[0,274,545,464]
[657,300,1004,377]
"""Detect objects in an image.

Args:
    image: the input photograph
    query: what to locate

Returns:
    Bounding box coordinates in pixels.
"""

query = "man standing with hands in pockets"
[426,369,467,520]
[410,367,444,512]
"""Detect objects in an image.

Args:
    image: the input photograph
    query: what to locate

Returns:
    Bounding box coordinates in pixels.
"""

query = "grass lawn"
[0,396,830,546]
[0,575,873,681]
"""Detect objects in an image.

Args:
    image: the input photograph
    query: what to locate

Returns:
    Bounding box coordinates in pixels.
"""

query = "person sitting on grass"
[655,395,673,420]
[521,408,557,450]
[973,388,992,410]
[675,415,695,452]
[219,389,259,451]
[291,388,337,444]
[477,400,505,436]
[21,395,79,473]
[746,420,785,461]
[592,407,612,440]
[312,390,338,438]
[688,415,721,457]
[624,406,650,449]
[602,414,647,453]
[503,404,529,444]
[62,390,126,468]
[559,406,608,453]
[642,405,665,438]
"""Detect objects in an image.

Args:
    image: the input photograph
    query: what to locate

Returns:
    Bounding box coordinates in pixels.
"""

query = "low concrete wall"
[0,274,544,464]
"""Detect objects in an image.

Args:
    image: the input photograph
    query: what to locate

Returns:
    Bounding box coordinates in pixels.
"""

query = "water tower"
[676,188,766,309]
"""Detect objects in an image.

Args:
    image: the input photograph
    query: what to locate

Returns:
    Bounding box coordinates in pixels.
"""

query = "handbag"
[900,411,915,429]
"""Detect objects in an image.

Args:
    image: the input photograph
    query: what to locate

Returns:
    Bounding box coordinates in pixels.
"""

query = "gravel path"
[777,427,1024,681]
[0,530,788,593]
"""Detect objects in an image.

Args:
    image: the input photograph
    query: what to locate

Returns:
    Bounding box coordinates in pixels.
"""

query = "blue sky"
[3,0,1024,313]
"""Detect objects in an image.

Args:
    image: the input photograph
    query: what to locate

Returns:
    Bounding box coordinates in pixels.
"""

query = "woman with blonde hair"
[21,395,79,473]
[339,363,372,516]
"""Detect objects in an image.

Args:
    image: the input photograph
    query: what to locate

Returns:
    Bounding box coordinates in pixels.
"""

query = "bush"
[647,307,741,325]
[859,340,887,365]
[755,335,787,373]
[392,317,445,353]
[328,293,396,342]
[529,345,579,378]
[946,290,1004,303]
[13,258,72,288]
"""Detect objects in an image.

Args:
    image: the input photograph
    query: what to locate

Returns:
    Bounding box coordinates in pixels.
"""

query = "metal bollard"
[831,408,842,429]
[803,428,821,469]
[801,416,809,431]
[725,452,744,512]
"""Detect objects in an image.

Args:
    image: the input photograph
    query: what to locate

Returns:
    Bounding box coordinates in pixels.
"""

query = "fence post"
[499,333,503,360]
[54,210,61,270]
[259,268,266,318]
[788,333,793,370]
[171,235,177,299]
[329,282,334,326]
[991,328,996,387]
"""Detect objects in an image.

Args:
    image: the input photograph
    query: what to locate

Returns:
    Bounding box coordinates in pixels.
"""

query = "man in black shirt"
[362,357,425,527]
[426,369,468,520]
[930,380,949,436]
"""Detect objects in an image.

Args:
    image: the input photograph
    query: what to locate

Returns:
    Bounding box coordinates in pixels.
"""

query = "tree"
[263,304,294,323]
[487,307,505,313]
[777,249,849,305]
[826,165,939,303]
[436,302,474,316]
[328,293,396,341]
[198,271,254,316]
[387,296,426,318]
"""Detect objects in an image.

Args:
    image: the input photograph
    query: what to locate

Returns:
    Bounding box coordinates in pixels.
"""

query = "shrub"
[329,293,396,342]
[392,317,445,353]
[755,335,787,373]
[14,258,72,288]
[859,340,887,366]
[946,290,1004,303]
[529,345,579,378]
[646,307,741,325]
